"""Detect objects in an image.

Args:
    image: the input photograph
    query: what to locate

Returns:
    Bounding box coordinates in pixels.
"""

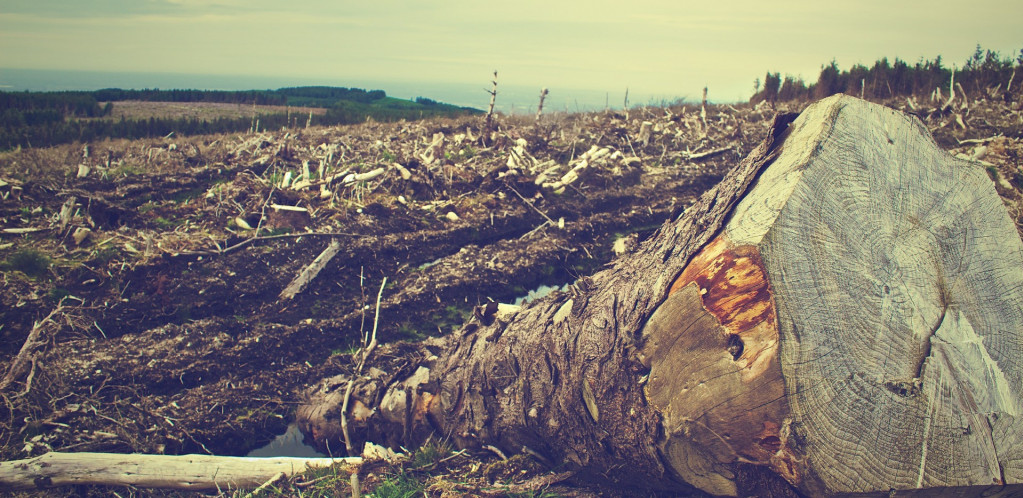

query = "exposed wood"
[485,71,498,132]
[299,95,1023,496]
[278,238,343,301]
[0,452,360,491]
[683,145,731,161]
[536,87,549,122]
[1,227,49,234]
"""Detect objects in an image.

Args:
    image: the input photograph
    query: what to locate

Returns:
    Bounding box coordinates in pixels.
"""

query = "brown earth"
[1,94,1021,495]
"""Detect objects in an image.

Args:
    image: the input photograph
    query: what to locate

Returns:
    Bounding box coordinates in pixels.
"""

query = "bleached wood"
[0,452,359,491]
[727,94,1023,493]
[279,238,343,301]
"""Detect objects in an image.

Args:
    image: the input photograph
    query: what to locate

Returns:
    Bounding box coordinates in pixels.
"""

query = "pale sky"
[1,0,1020,103]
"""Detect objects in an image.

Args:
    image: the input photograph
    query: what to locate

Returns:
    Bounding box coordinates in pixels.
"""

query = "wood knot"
[726,334,744,360]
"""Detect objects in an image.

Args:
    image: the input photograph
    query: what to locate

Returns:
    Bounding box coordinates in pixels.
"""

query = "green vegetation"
[371,470,426,498]
[754,44,1022,104]
[0,86,482,150]
[2,248,51,278]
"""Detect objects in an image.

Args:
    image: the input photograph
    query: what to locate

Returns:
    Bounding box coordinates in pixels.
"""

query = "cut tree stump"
[299,94,1023,496]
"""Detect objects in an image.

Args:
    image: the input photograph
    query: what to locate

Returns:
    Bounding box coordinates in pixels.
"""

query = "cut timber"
[279,238,343,301]
[0,452,359,491]
[299,95,1023,496]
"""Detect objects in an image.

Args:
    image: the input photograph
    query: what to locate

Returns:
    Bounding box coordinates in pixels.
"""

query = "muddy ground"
[1,94,1022,494]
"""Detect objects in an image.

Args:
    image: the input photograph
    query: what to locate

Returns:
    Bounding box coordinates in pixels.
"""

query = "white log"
[0,452,360,491]
[270,204,308,213]
[279,239,343,301]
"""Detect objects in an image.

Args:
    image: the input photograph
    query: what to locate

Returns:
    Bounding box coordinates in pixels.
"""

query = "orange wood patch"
[671,235,776,333]
[654,233,802,485]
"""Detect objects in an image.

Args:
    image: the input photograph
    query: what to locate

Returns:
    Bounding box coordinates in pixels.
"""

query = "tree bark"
[298,95,1023,496]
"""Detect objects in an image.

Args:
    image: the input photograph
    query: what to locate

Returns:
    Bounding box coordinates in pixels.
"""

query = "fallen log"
[0,452,360,491]
[279,238,343,301]
[298,95,1023,496]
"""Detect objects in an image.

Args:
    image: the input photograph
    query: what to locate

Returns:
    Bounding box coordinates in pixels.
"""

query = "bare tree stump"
[299,95,1023,496]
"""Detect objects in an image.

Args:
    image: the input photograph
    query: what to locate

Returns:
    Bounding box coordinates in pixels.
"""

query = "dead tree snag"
[299,95,1023,496]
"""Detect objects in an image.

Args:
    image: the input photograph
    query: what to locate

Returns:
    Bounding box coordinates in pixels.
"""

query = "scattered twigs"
[242,471,285,498]
[536,87,549,122]
[956,135,1003,146]
[504,183,556,226]
[681,146,731,162]
[485,71,499,132]
[1,305,63,394]
[173,231,358,258]
[340,276,388,455]
[279,239,343,301]
[484,445,508,461]
[520,220,551,239]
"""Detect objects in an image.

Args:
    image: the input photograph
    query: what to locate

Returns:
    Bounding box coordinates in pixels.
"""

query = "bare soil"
[1,94,1021,495]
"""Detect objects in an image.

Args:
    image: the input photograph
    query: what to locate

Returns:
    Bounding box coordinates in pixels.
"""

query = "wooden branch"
[0,306,62,393]
[279,239,343,301]
[536,87,549,122]
[485,71,498,132]
[1,228,49,235]
[504,183,557,226]
[682,146,731,162]
[0,452,360,491]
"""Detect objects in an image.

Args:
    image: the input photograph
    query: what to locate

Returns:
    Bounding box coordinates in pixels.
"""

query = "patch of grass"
[91,246,120,265]
[410,439,453,469]
[372,470,424,498]
[396,322,425,341]
[426,304,473,335]
[137,201,158,214]
[986,165,1000,182]
[153,216,178,229]
[3,248,51,278]
[171,186,207,204]
[112,163,143,177]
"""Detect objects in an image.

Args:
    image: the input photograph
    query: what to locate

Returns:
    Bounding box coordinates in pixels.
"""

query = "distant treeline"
[752,45,1023,104]
[0,86,479,150]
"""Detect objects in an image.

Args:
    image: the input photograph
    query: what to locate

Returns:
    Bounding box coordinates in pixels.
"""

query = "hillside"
[1,92,1022,495]
[0,86,482,150]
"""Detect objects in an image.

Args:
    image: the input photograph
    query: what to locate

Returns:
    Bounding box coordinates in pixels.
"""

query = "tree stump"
[299,95,1023,496]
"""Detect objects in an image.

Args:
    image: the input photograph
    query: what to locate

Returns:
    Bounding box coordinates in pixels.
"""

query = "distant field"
[98,100,326,121]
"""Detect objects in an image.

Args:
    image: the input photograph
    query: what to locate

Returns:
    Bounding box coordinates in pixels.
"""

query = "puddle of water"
[246,423,327,458]
[513,282,570,306]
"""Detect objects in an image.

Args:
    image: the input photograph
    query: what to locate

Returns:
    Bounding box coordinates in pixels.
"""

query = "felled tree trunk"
[298,95,1023,496]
